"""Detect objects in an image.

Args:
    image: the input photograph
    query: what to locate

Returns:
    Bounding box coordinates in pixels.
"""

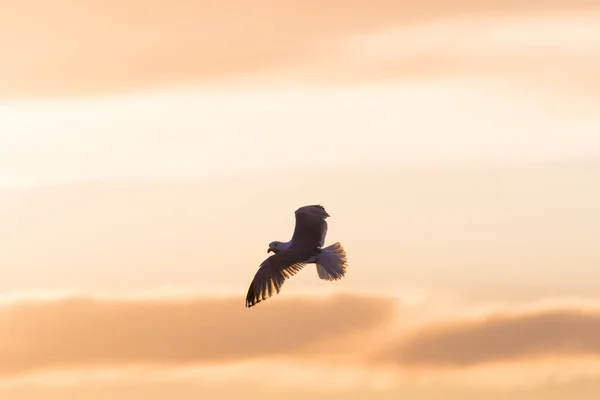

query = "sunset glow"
[2,1,600,399]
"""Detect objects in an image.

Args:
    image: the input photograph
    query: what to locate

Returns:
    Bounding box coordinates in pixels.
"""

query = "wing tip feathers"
[296,204,330,218]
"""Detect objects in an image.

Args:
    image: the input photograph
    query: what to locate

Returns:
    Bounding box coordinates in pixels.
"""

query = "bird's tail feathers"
[316,242,348,281]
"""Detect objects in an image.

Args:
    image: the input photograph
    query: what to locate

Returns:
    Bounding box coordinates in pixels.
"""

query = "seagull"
[245,204,348,308]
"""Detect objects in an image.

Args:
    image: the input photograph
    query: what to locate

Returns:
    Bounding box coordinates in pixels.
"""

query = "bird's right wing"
[290,205,329,252]
[245,251,307,308]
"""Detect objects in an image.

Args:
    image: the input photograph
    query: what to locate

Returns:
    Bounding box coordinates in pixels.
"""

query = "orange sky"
[2,1,600,399]
[2,0,600,97]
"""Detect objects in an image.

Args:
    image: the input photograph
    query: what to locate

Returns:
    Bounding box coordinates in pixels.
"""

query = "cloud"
[378,308,600,367]
[1,0,598,97]
[0,293,395,377]
[287,12,600,93]
[6,294,600,392]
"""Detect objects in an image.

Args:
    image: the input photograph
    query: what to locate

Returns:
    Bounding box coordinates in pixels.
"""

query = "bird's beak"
[267,248,274,254]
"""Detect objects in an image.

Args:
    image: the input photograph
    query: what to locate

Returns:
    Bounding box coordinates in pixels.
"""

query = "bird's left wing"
[245,250,308,308]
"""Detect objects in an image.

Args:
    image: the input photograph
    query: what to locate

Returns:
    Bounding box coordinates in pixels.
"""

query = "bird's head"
[267,241,281,254]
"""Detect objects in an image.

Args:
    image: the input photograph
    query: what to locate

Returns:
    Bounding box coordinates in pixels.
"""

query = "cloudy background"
[2,0,600,399]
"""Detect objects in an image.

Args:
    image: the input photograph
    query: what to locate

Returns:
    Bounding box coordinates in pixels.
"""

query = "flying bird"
[245,204,348,308]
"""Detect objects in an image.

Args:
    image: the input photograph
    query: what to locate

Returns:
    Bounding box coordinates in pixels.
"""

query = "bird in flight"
[245,204,348,308]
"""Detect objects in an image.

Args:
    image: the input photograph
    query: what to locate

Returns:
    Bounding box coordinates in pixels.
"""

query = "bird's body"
[245,205,348,308]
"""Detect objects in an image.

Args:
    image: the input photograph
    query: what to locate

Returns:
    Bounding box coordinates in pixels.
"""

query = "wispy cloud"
[281,12,600,92]
[6,293,600,393]
[0,293,395,377]
[1,0,598,97]
[376,308,600,367]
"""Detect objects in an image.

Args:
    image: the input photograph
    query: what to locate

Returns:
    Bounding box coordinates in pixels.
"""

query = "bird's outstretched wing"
[290,205,329,253]
[245,251,308,308]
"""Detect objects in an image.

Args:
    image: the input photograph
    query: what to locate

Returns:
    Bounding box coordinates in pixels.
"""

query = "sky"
[1,1,600,399]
